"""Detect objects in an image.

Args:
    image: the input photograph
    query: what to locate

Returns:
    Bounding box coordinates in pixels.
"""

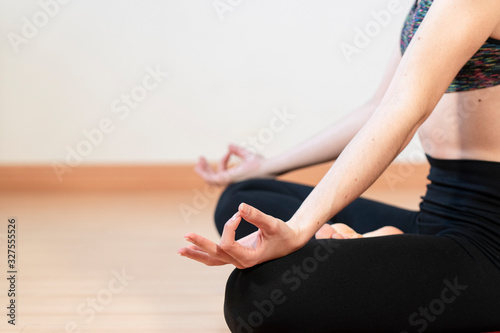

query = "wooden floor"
[0,183,424,333]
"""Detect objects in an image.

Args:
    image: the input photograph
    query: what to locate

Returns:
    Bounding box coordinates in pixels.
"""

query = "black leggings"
[214,179,419,239]
[215,177,500,332]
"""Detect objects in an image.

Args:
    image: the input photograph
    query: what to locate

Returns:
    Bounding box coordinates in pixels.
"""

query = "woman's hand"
[178,203,302,269]
[195,144,274,186]
[315,223,403,239]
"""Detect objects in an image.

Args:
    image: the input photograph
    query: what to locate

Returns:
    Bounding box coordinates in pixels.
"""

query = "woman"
[179,0,500,331]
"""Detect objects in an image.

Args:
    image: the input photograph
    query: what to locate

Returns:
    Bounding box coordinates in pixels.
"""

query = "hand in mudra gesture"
[178,202,403,269]
[195,144,274,186]
[178,203,302,269]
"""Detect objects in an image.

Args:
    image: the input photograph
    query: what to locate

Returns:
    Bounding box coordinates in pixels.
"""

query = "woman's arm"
[181,0,500,268]
[196,48,402,185]
[289,0,500,245]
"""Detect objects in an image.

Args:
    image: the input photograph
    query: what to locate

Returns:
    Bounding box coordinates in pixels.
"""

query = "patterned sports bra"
[400,0,500,92]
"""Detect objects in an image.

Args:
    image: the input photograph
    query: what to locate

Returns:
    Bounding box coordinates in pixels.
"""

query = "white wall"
[0,0,423,166]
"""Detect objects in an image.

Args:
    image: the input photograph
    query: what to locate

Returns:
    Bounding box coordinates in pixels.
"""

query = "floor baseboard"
[0,162,430,191]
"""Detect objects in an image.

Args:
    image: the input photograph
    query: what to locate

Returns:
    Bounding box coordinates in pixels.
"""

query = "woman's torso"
[418,84,500,162]
[402,0,500,268]
[408,0,500,161]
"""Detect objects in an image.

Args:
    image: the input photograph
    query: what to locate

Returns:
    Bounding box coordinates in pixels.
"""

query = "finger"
[184,233,222,255]
[187,244,206,253]
[196,156,209,171]
[195,157,226,185]
[194,157,213,179]
[218,150,232,172]
[238,202,280,235]
[178,246,227,266]
[184,233,244,268]
[229,144,251,159]
[220,212,241,246]
[178,245,207,256]
[315,224,335,239]
[218,213,261,267]
[220,213,251,254]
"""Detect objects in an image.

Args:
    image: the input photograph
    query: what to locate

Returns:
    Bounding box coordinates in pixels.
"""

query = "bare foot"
[315,224,403,239]
[315,223,363,239]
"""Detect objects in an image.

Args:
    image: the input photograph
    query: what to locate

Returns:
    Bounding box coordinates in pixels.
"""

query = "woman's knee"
[214,179,271,236]
[223,240,342,332]
[224,266,288,333]
[215,182,244,220]
[214,181,250,233]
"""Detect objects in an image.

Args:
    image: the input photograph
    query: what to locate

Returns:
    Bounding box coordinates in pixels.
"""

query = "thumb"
[229,144,251,158]
[238,203,280,234]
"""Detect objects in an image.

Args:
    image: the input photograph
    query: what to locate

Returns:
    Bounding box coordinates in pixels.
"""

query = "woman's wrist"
[259,155,283,177]
[262,154,295,178]
[286,218,314,248]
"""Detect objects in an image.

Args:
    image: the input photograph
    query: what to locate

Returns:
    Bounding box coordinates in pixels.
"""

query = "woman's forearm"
[262,103,374,176]
[288,100,429,245]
